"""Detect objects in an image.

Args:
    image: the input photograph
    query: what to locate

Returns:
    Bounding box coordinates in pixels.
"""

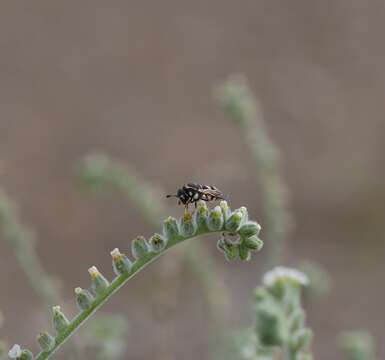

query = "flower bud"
[162,217,180,241]
[194,200,209,230]
[131,236,149,260]
[225,211,243,233]
[75,287,94,311]
[235,206,248,223]
[19,350,34,360]
[239,221,261,238]
[110,248,132,275]
[217,238,239,261]
[244,235,263,251]
[238,241,251,261]
[219,200,231,222]
[88,266,110,296]
[37,332,55,352]
[148,233,167,253]
[52,306,70,333]
[224,244,239,261]
[8,345,34,360]
[207,206,224,231]
[179,212,197,237]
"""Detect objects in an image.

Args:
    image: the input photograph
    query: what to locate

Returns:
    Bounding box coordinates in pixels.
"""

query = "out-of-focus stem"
[0,190,60,305]
[215,75,292,266]
[0,190,85,360]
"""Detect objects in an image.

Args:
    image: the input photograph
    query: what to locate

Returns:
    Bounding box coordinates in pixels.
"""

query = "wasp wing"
[199,187,225,200]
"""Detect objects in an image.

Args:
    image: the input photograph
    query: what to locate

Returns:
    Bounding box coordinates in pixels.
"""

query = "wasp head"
[166,188,188,205]
[177,189,188,204]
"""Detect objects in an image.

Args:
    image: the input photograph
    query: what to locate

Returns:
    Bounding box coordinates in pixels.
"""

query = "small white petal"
[110,248,121,257]
[8,344,22,358]
[263,266,309,287]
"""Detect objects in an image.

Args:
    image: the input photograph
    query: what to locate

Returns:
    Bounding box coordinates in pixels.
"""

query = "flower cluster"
[237,267,312,360]
[254,267,312,359]
[216,202,263,261]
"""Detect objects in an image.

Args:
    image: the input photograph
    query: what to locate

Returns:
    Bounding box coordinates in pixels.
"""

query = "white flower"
[263,266,309,287]
[8,344,22,358]
[88,266,101,278]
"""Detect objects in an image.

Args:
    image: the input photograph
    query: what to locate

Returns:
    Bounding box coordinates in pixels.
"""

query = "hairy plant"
[78,154,231,358]
[235,267,313,360]
[8,200,263,360]
[215,75,291,267]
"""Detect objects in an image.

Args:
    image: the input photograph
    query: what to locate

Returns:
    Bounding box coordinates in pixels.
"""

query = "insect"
[166,183,226,212]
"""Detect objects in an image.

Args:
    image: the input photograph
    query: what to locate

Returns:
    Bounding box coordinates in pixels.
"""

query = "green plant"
[235,267,313,360]
[9,200,263,360]
[78,153,232,358]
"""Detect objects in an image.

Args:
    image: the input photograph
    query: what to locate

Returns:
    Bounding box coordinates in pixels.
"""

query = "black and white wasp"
[166,183,226,212]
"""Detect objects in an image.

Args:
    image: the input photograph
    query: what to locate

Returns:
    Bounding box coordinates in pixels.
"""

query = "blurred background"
[0,1,384,359]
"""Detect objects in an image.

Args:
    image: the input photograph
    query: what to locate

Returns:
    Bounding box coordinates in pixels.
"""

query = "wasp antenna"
[166,194,176,198]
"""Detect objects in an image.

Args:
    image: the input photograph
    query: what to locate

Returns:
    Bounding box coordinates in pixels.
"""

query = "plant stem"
[35,229,227,360]
[79,154,231,357]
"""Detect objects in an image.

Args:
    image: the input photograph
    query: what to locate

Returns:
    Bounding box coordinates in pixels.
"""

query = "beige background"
[0,1,384,359]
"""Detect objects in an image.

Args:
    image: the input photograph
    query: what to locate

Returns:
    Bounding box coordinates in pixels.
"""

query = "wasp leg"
[194,201,197,209]
[184,204,189,215]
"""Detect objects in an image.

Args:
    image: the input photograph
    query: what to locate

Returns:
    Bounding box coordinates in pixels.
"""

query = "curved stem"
[35,229,220,360]
[10,200,262,360]
[79,154,231,354]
